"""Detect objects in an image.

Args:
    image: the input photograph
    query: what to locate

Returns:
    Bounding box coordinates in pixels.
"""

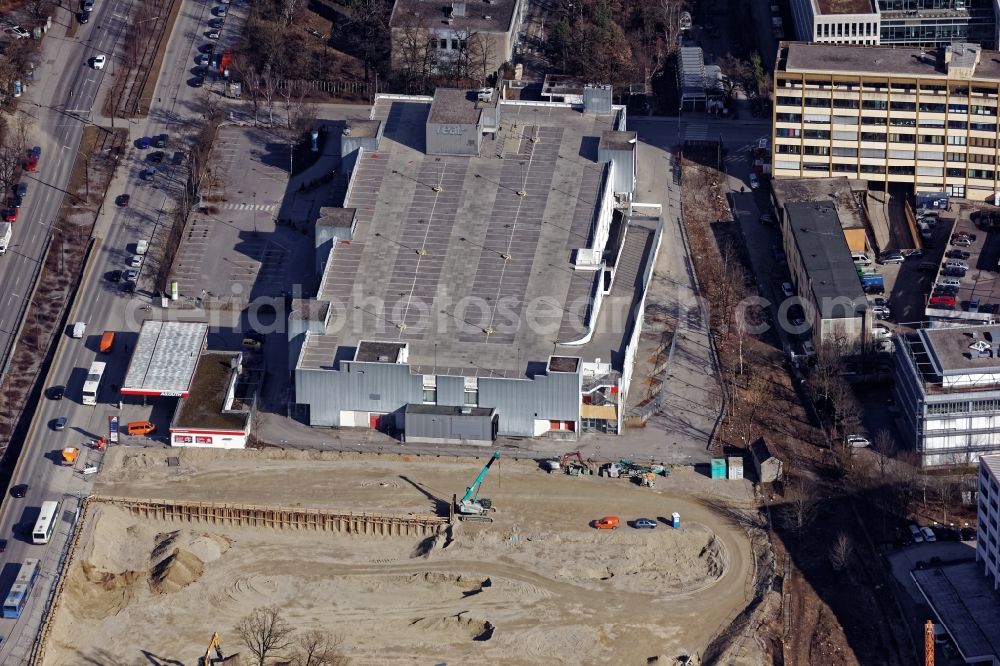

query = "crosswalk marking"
[221,202,278,211]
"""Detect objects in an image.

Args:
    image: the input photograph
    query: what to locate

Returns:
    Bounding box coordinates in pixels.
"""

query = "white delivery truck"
[135,240,148,255]
[71,321,86,338]
[0,222,11,255]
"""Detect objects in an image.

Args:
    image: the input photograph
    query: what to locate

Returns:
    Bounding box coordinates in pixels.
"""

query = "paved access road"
[0,0,130,374]
[0,0,249,660]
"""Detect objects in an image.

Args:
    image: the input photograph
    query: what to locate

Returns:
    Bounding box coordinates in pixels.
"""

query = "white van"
[71,321,86,338]
[851,252,872,266]
[938,278,962,288]
[135,240,148,255]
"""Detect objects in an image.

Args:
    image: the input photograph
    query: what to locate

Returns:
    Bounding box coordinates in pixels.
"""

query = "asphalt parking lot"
[170,125,312,307]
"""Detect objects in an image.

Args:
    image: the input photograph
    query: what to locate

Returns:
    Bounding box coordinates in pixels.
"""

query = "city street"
[0,0,250,660]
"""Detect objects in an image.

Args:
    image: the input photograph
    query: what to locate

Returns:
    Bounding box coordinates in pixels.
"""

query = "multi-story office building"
[895,325,1000,466]
[790,0,997,48]
[773,41,1000,200]
[978,454,1000,589]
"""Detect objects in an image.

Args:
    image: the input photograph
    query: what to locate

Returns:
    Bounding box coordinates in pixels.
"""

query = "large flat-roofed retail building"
[773,42,1000,200]
[290,88,660,440]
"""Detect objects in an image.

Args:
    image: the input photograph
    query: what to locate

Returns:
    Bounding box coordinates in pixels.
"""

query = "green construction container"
[710,458,726,479]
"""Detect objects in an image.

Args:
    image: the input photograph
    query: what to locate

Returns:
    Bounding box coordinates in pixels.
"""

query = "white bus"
[82,361,106,405]
[32,500,61,545]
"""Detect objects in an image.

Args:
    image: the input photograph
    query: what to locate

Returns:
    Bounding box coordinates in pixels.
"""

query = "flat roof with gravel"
[781,42,1000,80]
[912,562,1000,664]
[297,97,624,377]
[172,352,249,431]
[122,321,208,397]
[816,0,875,15]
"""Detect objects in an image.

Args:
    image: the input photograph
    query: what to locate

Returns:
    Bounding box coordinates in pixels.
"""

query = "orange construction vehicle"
[99,331,115,353]
[61,447,79,466]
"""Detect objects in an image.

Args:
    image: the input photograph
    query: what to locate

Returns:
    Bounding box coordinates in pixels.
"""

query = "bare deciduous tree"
[467,32,496,85]
[782,481,819,538]
[872,428,896,480]
[292,629,348,666]
[237,606,294,666]
[830,531,852,571]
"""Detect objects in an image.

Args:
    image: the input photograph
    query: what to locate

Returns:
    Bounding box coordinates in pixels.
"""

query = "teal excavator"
[457,450,500,522]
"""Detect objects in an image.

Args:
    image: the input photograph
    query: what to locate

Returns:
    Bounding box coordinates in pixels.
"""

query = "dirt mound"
[410,613,495,641]
[150,548,205,594]
[149,530,220,594]
[63,561,141,620]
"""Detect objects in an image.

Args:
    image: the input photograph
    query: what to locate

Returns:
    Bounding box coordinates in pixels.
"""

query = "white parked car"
[909,524,925,543]
[749,173,760,190]
[872,323,892,339]
[921,526,937,542]
[91,54,106,70]
[846,435,871,448]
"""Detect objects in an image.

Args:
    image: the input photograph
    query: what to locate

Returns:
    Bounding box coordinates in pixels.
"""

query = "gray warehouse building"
[289,87,658,442]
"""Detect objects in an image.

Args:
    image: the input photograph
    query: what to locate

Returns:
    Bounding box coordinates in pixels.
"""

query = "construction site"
[39,448,764,665]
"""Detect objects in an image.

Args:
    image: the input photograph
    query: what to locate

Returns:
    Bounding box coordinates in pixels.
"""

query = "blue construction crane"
[458,450,500,515]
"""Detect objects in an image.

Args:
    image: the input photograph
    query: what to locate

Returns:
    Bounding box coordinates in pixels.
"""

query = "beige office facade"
[773,41,1000,201]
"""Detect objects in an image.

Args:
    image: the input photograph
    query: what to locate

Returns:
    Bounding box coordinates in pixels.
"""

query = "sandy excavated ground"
[44,449,755,665]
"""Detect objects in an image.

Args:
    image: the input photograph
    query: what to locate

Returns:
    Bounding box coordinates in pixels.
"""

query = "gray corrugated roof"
[122,321,208,395]
[785,201,867,318]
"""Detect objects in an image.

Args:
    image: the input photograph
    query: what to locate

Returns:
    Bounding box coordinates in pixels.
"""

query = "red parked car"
[116,194,130,207]
[930,295,956,307]
[24,155,37,172]
[3,209,17,223]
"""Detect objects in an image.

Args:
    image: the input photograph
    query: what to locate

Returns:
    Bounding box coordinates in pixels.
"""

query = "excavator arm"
[460,451,500,504]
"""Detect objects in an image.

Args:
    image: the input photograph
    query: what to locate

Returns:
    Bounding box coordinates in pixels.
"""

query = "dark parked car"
[189,76,205,88]
[946,249,971,260]
[107,269,123,282]
[941,267,966,278]
[0,538,7,553]
[15,183,26,198]
[632,518,657,529]
[47,385,65,400]
[148,151,164,163]
[10,484,28,498]
[136,136,151,149]
[115,194,130,207]
[960,527,977,541]
[52,416,67,431]
[153,134,168,148]
[78,10,89,23]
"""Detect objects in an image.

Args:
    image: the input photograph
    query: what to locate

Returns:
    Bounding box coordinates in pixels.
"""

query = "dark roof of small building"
[599,131,636,152]
[785,201,867,318]
[317,207,357,228]
[771,177,864,230]
[290,299,330,322]
[171,352,249,431]
[405,404,496,417]
[428,88,496,125]
[355,341,407,363]
[344,119,381,138]
[390,0,520,34]
[816,0,875,16]
[542,74,587,96]
[548,356,581,372]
